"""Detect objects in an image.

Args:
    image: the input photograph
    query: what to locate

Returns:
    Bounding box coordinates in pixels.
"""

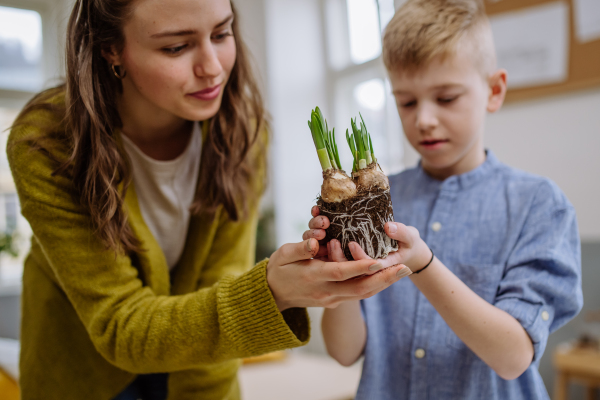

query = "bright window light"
[0,6,43,91]
[377,0,396,32]
[346,0,381,64]
[354,79,386,111]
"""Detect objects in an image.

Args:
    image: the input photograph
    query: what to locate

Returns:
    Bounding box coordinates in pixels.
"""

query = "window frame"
[319,0,404,175]
[0,0,67,109]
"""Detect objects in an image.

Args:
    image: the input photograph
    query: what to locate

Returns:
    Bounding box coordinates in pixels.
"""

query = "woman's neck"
[117,87,193,161]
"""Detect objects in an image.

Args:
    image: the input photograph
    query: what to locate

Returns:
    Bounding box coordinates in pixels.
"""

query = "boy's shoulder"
[389,154,573,212]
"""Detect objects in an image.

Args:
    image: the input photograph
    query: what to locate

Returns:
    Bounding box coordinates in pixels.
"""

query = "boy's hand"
[348,222,432,273]
[302,206,330,260]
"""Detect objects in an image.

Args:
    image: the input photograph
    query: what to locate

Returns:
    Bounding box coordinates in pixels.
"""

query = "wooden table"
[553,343,600,400]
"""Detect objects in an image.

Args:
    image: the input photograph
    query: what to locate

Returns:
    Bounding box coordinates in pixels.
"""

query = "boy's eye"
[438,96,458,104]
[212,31,233,42]
[162,44,188,55]
[400,100,416,108]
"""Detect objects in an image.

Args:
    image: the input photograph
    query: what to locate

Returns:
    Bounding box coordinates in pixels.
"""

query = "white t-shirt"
[121,122,202,269]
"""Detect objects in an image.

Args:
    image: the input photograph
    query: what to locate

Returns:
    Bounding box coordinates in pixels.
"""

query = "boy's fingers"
[328,239,347,262]
[308,216,329,230]
[311,206,320,218]
[272,239,318,265]
[385,222,413,243]
[348,242,372,260]
[302,228,326,241]
[314,243,328,258]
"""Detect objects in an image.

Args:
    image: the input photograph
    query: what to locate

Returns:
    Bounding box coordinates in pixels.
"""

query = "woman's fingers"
[328,239,347,262]
[326,264,411,299]
[317,258,381,281]
[271,238,318,266]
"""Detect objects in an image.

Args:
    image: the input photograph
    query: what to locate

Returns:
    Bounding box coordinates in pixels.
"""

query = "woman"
[8,0,408,399]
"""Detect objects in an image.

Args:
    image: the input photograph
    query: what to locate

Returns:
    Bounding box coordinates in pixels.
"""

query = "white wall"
[265,0,330,247]
[402,88,600,241]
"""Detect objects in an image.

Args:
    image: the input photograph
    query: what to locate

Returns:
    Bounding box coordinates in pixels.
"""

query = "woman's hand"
[268,208,410,311]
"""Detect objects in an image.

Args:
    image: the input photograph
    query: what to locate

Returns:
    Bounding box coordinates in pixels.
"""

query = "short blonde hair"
[382,0,496,76]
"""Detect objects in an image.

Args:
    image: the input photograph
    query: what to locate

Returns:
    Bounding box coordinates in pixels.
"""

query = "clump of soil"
[318,187,398,261]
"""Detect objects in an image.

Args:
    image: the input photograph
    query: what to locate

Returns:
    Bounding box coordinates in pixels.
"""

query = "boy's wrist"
[408,240,433,273]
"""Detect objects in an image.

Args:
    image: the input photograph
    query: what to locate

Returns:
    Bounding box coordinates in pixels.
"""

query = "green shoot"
[347,114,376,170]
[308,107,342,172]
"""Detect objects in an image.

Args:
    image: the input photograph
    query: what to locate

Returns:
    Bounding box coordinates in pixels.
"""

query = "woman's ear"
[101,45,121,66]
[487,69,507,113]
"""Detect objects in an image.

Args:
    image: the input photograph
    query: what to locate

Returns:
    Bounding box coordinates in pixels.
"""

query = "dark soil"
[317,188,397,260]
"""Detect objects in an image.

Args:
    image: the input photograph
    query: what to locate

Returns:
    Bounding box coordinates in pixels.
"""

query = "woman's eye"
[162,45,188,55]
[438,96,458,104]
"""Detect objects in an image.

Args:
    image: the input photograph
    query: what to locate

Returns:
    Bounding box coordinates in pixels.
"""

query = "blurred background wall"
[0,0,598,398]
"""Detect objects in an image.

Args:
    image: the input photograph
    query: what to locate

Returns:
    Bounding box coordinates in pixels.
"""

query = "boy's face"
[389,46,506,179]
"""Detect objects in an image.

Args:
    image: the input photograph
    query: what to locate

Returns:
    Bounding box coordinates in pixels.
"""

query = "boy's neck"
[421,146,487,181]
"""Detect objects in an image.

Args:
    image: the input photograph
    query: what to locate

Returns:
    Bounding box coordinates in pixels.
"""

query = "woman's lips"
[188,85,221,101]
[420,139,449,150]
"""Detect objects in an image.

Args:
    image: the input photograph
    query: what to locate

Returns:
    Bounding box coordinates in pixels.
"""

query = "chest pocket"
[445,262,505,350]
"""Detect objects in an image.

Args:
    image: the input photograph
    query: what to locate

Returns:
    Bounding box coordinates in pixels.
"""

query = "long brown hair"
[14,0,266,253]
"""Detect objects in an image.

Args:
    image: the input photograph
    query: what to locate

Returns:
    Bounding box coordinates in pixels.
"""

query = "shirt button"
[415,348,426,359]
[541,311,549,321]
[431,222,442,232]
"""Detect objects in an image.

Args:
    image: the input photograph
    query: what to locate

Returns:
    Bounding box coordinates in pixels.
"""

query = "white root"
[326,191,399,259]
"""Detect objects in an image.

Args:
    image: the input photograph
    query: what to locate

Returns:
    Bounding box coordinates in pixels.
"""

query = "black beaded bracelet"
[413,249,434,274]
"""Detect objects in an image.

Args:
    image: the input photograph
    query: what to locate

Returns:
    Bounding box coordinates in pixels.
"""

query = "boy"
[305,0,583,399]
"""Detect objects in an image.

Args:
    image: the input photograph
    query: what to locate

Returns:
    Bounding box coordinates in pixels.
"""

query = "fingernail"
[388,223,397,234]
[369,263,383,271]
[305,239,312,253]
[396,267,412,278]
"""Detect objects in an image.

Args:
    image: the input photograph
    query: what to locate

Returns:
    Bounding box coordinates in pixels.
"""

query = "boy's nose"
[415,104,439,131]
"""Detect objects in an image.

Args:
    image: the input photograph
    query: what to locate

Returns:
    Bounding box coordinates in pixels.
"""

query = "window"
[0,5,43,92]
[324,0,404,176]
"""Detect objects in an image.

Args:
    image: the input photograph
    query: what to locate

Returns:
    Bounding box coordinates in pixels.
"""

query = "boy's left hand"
[344,222,432,273]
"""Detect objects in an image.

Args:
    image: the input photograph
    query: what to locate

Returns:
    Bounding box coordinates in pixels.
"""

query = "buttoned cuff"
[494,298,552,364]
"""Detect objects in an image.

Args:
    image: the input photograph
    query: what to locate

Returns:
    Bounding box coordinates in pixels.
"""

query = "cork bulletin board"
[485,0,600,102]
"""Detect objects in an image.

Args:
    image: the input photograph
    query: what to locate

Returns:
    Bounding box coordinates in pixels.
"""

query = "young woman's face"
[118,0,236,122]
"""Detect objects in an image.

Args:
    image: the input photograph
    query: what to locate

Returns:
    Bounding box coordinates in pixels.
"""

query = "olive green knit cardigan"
[7,92,309,400]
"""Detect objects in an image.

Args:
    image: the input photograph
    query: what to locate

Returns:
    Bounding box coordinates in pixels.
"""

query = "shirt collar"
[416,149,501,192]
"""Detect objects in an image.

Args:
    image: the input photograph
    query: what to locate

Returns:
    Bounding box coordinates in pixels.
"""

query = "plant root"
[318,188,398,260]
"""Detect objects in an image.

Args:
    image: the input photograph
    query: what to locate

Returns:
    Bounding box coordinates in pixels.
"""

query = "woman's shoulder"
[8,86,69,164]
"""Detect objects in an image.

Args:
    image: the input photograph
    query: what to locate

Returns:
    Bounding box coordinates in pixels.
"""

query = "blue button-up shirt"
[357,151,583,400]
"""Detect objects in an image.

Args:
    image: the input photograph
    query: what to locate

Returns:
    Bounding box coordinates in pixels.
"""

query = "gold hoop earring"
[111,64,126,79]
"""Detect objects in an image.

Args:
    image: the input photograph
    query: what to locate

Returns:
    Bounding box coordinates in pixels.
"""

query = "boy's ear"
[487,69,507,113]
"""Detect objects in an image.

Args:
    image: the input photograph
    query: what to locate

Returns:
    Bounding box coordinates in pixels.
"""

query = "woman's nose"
[415,103,438,131]
[194,43,223,78]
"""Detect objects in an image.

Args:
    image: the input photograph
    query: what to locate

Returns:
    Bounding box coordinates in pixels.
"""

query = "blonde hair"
[382,0,496,76]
